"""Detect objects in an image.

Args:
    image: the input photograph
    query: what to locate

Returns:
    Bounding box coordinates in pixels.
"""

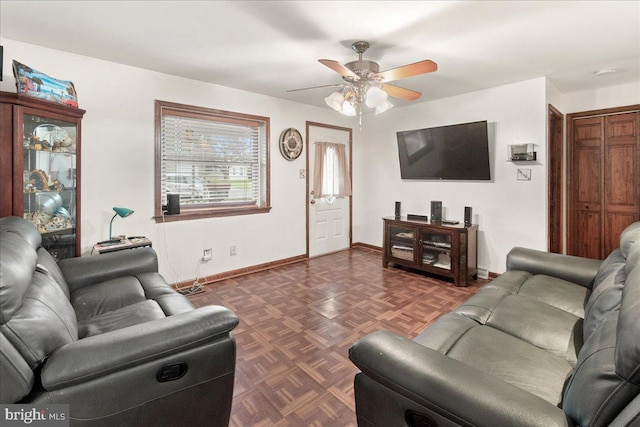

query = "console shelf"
[383,217,478,287]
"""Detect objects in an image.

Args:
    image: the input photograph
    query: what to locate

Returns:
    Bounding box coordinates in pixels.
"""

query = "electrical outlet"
[202,248,212,261]
[477,267,489,279]
[230,245,237,256]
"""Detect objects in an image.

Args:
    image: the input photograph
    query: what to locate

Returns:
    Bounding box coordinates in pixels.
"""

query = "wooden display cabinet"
[1,92,85,260]
[383,217,478,287]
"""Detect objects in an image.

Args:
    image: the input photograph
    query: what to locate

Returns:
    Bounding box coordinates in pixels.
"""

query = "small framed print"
[517,168,532,181]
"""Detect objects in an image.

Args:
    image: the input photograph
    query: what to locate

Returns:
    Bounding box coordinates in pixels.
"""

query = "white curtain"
[313,142,352,199]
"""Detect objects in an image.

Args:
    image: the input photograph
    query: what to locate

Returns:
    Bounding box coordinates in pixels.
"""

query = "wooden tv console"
[382,217,478,287]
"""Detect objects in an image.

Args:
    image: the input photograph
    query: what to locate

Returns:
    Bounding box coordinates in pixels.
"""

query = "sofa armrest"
[58,247,159,292]
[349,331,570,427]
[41,305,238,390]
[506,247,602,288]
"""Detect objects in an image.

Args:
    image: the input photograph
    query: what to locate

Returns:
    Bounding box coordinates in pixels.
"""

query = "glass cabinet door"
[22,113,78,260]
[420,230,452,270]
[388,225,417,263]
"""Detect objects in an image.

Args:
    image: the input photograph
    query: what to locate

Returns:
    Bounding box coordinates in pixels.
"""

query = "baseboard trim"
[171,244,498,291]
[172,254,308,290]
[351,242,382,252]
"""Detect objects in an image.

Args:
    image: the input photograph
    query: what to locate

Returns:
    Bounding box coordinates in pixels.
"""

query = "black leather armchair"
[1,216,239,426]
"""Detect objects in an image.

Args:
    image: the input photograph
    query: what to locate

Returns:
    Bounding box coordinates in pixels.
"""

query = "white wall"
[561,81,640,114]
[353,78,548,274]
[3,37,636,280]
[1,38,356,284]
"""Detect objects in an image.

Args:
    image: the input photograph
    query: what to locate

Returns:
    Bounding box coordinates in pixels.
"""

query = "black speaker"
[464,206,472,226]
[395,201,401,218]
[430,201,442,222]
[166,194,180,215]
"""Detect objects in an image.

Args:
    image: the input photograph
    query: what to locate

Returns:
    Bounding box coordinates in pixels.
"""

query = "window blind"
[160,113,263,207]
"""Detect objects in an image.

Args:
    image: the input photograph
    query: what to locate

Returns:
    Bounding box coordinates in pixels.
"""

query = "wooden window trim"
[154,100,271,222]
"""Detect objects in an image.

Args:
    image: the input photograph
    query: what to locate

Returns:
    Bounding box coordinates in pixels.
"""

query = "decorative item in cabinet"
[1,91,85,260]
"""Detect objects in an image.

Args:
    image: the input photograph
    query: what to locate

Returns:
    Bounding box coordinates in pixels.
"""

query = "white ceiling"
[1,1,639,109]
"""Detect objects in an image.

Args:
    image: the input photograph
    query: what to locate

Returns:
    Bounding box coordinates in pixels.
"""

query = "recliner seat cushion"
[71,276,148,321]
[415,313,573,405]
[454,271,586,365]
[78,300,166,338]
[483,295,583,364]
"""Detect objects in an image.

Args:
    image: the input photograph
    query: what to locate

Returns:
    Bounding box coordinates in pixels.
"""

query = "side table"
[92,237,152,255]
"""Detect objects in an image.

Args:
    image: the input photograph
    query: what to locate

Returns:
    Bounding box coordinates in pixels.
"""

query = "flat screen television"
[396,120,491,180]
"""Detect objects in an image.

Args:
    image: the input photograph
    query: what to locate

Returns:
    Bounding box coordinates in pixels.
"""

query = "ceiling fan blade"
[374,60,437,82]
[286,83,344,93]
[318,59,359,80]
[382,84,422,101]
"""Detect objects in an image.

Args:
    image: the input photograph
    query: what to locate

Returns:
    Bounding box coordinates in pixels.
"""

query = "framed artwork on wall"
[279,128,303,161]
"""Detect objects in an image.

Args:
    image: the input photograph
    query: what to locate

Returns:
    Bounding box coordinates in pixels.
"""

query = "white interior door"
[307,123,352,257]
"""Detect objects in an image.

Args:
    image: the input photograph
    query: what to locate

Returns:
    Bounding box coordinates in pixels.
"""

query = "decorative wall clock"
[279,128,303,161]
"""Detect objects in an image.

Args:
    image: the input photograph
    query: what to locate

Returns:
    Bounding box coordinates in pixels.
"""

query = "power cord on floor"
[177,258,206,296]
[158,212,180,283]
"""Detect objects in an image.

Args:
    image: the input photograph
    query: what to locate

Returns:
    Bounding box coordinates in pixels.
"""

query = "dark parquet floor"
[188,247,487,427]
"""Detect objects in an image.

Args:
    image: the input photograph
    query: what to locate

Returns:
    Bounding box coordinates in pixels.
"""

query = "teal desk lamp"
[109,207,134,239]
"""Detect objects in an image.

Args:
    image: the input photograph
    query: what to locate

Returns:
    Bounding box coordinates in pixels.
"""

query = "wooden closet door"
[569,109,639,259]
[603,112,639,255]
[571,116,604,259]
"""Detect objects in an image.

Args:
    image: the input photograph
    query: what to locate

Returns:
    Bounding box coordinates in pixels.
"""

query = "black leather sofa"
[350,221,640,427]
[0,216,239,426]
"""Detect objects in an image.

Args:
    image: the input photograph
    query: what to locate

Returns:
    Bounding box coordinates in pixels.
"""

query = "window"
[312,141,352,203]
[155,100,270,221]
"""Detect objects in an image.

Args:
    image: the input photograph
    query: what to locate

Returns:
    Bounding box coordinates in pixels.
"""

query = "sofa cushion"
[563,246,640,427]
[0,216,42,250]
[484,295,582,364]
[36,247,71,299]
[617,250,640,386]
[455,271,586,365]
[482,270,589,317]
[1,269,78,368]
[78,300,167,338]
[620,221,640,258]
[0,332,34,403]
[0,234,38,325]
[71,276,148,321]
[416,313,573,405]
[583,249,625,341]
[562,310,639,427]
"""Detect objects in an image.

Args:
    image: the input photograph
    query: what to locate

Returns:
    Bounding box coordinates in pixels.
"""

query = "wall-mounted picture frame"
[279,128,303,161]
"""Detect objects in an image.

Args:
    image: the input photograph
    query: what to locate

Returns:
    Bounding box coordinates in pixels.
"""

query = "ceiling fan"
[288,41,437,116]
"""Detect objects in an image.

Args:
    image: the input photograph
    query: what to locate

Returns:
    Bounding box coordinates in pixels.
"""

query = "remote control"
[442,220,459,225]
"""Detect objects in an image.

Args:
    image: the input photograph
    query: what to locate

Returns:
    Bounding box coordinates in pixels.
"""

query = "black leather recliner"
[0,216,239,426]
[350,221,640,427]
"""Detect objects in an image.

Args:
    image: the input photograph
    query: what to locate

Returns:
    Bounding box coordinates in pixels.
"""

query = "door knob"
[310,199,316,204]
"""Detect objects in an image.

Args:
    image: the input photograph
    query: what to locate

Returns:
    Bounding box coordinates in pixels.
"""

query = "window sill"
[154,205,272,223]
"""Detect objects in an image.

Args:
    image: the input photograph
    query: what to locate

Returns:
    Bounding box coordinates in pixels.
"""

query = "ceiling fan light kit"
[295,41,437,124]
